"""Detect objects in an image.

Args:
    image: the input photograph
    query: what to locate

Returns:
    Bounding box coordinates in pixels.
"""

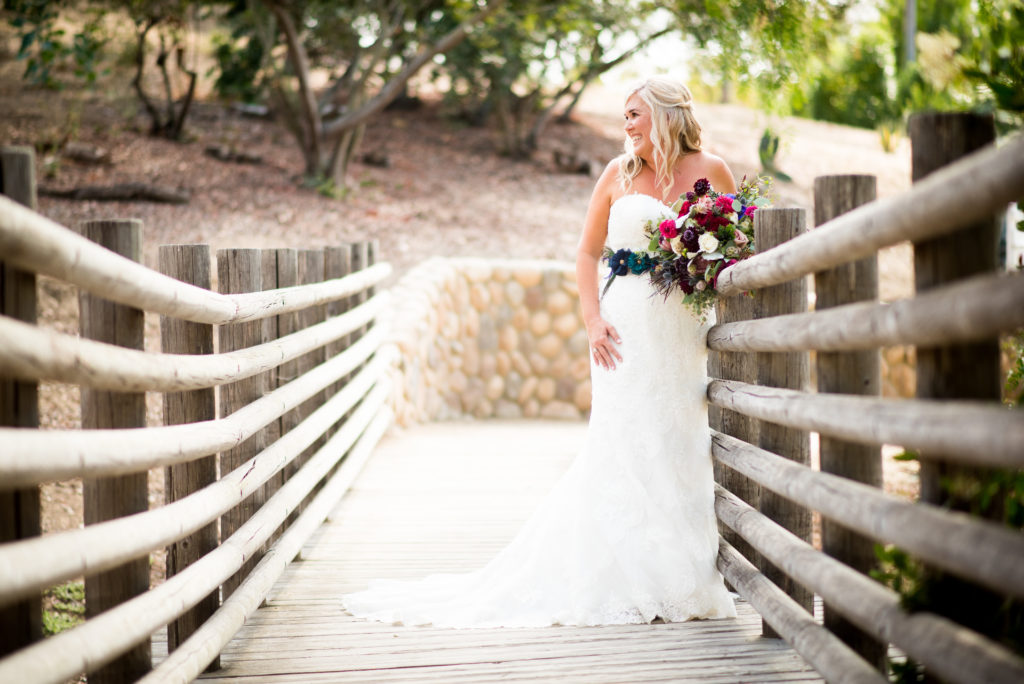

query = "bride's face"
[623,94,653,160]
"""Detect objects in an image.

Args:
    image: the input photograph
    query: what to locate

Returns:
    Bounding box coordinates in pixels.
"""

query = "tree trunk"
[903,0,917,66]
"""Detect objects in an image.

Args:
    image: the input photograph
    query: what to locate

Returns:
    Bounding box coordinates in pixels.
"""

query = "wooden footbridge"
[2,114,1024,684]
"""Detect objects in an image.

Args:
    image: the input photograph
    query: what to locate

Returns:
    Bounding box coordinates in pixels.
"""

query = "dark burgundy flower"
[680,279,695,295]
[682,228,699,252]
[693,178,711,196]
[685,191,696,203]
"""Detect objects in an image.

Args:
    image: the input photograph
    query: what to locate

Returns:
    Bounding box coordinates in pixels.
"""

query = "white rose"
[698,232,720,254]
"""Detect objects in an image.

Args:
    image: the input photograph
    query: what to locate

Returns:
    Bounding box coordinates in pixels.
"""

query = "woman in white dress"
[342,77,737,628]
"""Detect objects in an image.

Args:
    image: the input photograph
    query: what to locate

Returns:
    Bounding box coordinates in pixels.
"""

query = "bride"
[342,77,737,628]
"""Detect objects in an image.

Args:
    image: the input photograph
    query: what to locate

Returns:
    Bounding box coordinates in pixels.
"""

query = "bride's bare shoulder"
[692,150,736,192]
[593,157,624,197]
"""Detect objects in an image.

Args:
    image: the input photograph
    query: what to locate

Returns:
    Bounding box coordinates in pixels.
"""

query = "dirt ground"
[1,43,919,580]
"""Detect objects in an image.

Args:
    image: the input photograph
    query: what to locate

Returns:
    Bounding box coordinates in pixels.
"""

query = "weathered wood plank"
[158,244,219,668]
[0,145,41,656]
[813,174,886,671]
[753,208,812,634]
[0,293,387,393]
[715,134,1024,296]
[192,422,823,684]
[712,431,1024,600]
[909,113,1012,660]
[708,292,760,567]
[0,354,393,606]
[0,383,391,684]
[79,218,151,684]
[0,195,391,324]
[715,485,1024,684]
[0,329,385,488]
[218,248,267,602]
[707,270,1024,352]
[707,379,1024,467]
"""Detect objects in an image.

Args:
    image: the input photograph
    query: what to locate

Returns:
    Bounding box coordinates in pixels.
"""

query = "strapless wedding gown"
[341,193,736,627]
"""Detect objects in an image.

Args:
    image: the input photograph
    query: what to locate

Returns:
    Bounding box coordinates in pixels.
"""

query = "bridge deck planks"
[189,421,823,683]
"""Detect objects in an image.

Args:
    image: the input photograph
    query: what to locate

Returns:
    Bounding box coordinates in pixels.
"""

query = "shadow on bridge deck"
[191,420,823,683]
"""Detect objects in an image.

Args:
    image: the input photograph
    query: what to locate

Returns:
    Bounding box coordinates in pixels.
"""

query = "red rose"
[677,201,691,217]
[715,195,735,212]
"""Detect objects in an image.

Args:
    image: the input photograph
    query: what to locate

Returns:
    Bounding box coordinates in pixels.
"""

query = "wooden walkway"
[189,420,823,683]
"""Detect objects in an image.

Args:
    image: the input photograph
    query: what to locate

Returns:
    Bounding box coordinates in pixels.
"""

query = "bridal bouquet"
[603,176,770,320]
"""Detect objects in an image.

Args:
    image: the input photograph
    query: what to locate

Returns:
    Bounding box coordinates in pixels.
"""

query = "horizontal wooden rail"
[712,431,1024,599]
[0,291,388,392]
[0,355,391,607]
[0,331,389,487]
[716,486,1024,684]
[0,383,391,684]
[709,270,1024,352]
[141,406,392,682]
[707,379,1024,467]
[716,134,1024,296]
[716,540,885,684]
[0,196,392,324]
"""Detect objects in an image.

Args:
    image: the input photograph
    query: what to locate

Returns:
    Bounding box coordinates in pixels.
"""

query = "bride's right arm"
[577,161,622,370]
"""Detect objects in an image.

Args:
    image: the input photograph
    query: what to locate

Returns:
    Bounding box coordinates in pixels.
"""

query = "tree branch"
[322,0,507,139]
[527,26,675,150]
[132,19,162,135]
[171,45,197,140]
[267,1,323,165]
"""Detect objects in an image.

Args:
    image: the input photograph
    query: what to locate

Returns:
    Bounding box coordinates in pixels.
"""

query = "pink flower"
[715,195,735,212]
[744,206,756,218]
[659,218,679,239]
[733,230,749,247]
[693,196,714,214]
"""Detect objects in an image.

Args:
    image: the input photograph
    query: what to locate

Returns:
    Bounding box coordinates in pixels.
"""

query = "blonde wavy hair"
[618,77,702,201]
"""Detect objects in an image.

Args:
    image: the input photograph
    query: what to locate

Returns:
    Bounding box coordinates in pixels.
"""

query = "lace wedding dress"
[341,193,736,627]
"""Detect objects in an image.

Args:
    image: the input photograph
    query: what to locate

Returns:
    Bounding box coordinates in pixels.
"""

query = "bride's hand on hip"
[587,316,622,370]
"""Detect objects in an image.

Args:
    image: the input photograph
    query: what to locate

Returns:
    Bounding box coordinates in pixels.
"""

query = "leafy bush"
[43,581,85,636]
[7,1,107,89]
[210,29,267,104]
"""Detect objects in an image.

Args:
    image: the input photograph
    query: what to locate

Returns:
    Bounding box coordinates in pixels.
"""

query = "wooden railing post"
[260,250,284,547]
[0,146,42,656]
[709,294,760,565]
[158,244,219,671]
[293,249,327,521]
[79,218,150,683]
[813,175,886,671]
[274,248,301,495]
[909,112,1006,657]
[217,248,266,600]
[753,207,813,637]
[350,241,374,346]
[324,245,353,436]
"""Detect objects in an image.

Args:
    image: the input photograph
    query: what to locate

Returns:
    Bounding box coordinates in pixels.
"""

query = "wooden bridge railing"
[0,145,393,684]
[707,114,1024,684]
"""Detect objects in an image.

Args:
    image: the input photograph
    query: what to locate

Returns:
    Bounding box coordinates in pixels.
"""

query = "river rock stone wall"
[387,258,591,427]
